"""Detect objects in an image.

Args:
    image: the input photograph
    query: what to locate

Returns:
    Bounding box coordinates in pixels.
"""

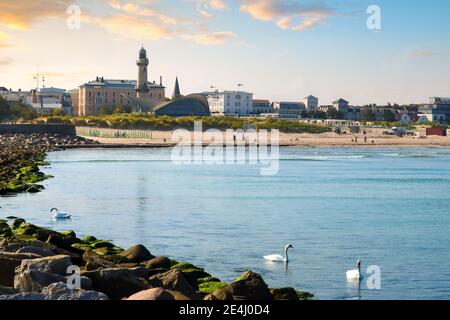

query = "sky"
[0,0,449,105]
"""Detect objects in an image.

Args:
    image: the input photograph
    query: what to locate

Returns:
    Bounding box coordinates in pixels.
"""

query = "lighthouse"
[136,47,149,98]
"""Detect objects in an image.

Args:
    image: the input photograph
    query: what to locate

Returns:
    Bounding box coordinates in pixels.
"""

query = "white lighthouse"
[136,47,149,98]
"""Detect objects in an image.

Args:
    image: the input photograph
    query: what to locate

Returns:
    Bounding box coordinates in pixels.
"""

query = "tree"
[0,97,11,121]
[362,107,377,122]
[301,110,309,118]
[383,109,396,122]
[326,108,345,120]
[309,110,327,119]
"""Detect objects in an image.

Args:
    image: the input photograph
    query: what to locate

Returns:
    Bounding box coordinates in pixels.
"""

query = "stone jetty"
[0,218,314,300]
[0,133,96,195]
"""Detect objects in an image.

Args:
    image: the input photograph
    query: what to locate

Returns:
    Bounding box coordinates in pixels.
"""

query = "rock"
[0,237,7,248]
[205,271,272,301]
[0,293,45,300]
[17,254,73,276]
[146,268,170,278]
[83,251,116,271]
[270,288,299,300]
[16,246,56,257]
[0,285,18,295]
[171,262,211,290]
[0,253,41,287]
[117,244,154,263]
[142,256,171,270]
[14,269,67,293]
[148,269,196,298]
[0,252,42,260]
[1,239,58,253]
[41,282,109,300]
[81,235,97,243]
[46,234,83,254]
[127,288,175,301]
[12,218,26,229]
[82,268,151,300]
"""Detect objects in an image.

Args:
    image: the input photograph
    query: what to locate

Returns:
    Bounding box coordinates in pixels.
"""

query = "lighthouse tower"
[136,47,149,98]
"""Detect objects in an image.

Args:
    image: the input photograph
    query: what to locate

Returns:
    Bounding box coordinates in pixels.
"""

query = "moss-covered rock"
[26,184,45,193]
[71,243,92,252]
[198,281,228,294]
[61,230,77,238]
[90,240,115,249]
[81,235,97,243]
[12,222,40,235]
[270,288,299,300]
[297,291,314,300]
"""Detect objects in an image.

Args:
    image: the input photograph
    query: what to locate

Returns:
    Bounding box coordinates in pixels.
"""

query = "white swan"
[51,208,71,220]
[346,260,362,281]
[263,244,293,263]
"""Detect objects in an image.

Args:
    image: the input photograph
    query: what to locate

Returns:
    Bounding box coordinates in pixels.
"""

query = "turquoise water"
[1,147,450,300]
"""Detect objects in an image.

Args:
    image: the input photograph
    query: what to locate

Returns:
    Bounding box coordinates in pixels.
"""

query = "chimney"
[160,76,162,86]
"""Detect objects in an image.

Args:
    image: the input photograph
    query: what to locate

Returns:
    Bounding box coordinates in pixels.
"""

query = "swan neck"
[285,248,289,262]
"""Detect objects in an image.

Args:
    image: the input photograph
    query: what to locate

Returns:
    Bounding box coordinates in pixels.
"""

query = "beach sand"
[81,131,450,148]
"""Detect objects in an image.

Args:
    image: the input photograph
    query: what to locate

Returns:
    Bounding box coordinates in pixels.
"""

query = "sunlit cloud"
[0,31,11,47]
[409,50,434,59]
[85,13,176,40]
[240,0,334,32]
[0,57,13,67]
[109,0,177,25]
[183,31,238,45]
[0,0,72,30]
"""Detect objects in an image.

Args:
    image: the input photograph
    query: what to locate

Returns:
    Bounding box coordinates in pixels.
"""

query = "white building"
[207,91,253,116]
[303,95,319,111]
[31,87,71,115]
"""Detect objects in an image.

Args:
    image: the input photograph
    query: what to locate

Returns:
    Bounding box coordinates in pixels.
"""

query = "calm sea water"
[1,147,450,300]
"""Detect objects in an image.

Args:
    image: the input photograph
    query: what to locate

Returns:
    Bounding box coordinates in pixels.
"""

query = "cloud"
[195,0,228,19]
[109,0,177,25]
[85,13,176,40]
[0,0,72,30]
[0,57,13,67]
[409,50,433,59]
[0,31,11,47]
[183,31,238,45]
[0,0,237,46]
[240,0,334,32]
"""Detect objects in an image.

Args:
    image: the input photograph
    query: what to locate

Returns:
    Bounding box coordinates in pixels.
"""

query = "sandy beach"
[78,131,450,148]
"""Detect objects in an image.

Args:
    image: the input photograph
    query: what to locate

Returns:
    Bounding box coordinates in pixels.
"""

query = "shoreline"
[68,132,450,149]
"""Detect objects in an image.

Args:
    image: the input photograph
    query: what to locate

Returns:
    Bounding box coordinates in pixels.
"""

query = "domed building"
[148,77,210,117]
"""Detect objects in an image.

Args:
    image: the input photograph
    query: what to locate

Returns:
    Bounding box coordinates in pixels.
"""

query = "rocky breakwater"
[0,133,96,195]
[0,218,314,300]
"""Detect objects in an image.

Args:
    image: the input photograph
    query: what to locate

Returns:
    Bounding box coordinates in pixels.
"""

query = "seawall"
[0,124,76,136]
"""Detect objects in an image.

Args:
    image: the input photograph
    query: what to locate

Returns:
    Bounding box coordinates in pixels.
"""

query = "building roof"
[207,91,253,96]
[81,78,164,89]
[0,87,8,92]
[172,77,181,99]
[304,95,318,100]
[253,99,270,104]
[333,98,349,104]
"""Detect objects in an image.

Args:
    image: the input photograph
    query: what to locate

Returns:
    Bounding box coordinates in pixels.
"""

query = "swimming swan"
[263,244,293,263]
[346,260,362,281]
[51,208,71,220]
